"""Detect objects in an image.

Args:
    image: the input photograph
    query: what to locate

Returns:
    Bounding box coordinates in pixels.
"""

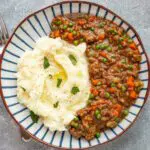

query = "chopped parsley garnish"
[49,74,53,79]
[57,78,62,88]
[89,93,95,99]
[71,86,80,95]
[43,57,50,69]
[30,111,39,123]
[69,54,77,65]
[21,87,26,92]
[53,101,59,108]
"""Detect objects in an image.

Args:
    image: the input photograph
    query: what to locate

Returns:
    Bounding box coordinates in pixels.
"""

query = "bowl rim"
[0,1,150,149]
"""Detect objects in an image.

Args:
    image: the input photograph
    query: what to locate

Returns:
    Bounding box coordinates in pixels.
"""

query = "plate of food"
[0,1,149,149]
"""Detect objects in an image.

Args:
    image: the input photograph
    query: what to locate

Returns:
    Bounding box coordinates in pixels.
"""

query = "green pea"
[101,44,109,50]
[128,39,133,43]
[118,37,124,43]
[87,100,92,105]
[99,22,105,28]
[73,40,79,46]
[74,116,79,121]
[111,83,116,87]
[89,93,95,99]
[51,26,56,31]
[96,113,101,119]
[96,44,100,50]
[105,92,110,98]
[109,29,118,35]
[107,46,112,52]
[80,38,84,42]
[121,85,127,92]
[55,20,62,25]
[122,109,129,116]
[72,31,77,35]
[118,44,123,49]
[95,109,100,115]
[114,117,120,123]
[71,122,79,128]
[102,58,108,63]
[63,25,67,30]
[95,109,101,119]
[111,55,116,59]
[69,22,74,27]
[95,132,101,138]
[128,65,133,70]
[69,28,73,32]
[90,27,95,31]
[97,82,102,86]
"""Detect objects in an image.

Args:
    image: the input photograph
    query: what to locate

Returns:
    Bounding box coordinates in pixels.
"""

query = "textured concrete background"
[0,0,150,150]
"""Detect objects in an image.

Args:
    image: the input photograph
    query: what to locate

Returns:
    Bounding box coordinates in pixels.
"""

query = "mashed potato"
[17,37,90,131]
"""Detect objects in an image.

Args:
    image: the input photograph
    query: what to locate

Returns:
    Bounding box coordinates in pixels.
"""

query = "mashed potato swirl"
[17,37,90,131]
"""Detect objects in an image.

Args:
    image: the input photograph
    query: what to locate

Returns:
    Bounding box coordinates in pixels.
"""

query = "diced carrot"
[129,43,137,50]
[89,16,96,22]
[129,91,137,99]
[90,87,94,93]
[77,19,86,25]
[98,33,105,41]
[109,87,116,93]
[67,33,74,41]
[99,51,107,58]
[128,76,134,82]
[54,30,60,37]
[121,41,127,47]
[127,76,135,87]
[127,81,134,87]
[113,104,122,113]
[112,109,119,117]
[91,88,99,96]
[92,79,100,86]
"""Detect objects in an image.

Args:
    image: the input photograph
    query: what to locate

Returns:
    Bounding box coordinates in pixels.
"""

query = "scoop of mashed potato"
[17,37,90,131]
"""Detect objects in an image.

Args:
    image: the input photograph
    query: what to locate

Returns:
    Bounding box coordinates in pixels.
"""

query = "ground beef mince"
[50,13,143,140]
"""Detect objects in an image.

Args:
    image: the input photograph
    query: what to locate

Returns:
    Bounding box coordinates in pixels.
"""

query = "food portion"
[50,13,143,140]
[17,37,90,131]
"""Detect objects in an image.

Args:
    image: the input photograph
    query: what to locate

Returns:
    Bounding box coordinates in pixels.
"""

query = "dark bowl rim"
[0,1,150,150]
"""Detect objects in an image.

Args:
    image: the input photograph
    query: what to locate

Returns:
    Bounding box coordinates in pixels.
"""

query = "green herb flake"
[49,74,53,79]
[30,111,39,123]
[53,101,59,108]
[69,54,77,65]
[71,86,80,95]
[89,93,95,99]
[57,78,62,88]
[43,57,50,69]
[21,87,26,92]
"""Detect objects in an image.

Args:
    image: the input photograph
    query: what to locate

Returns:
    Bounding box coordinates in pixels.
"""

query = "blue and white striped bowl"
[0,1,150,149]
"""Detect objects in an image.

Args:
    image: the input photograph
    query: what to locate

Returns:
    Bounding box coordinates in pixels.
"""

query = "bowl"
[0,1,150,149]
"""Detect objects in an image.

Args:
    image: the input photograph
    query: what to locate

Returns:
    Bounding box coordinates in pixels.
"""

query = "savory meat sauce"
[50,13,143,140]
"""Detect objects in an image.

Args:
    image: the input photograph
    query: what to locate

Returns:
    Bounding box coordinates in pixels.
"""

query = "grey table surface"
[0,0,150,150]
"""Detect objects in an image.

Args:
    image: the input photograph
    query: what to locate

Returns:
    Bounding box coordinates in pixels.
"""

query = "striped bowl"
[0,1,150,149]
